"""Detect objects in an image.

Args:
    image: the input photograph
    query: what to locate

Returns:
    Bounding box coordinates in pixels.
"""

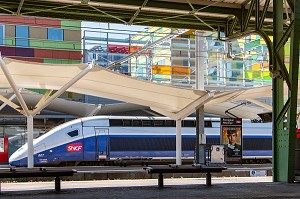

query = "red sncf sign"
[66,142,83,152]
[297,129,300,139]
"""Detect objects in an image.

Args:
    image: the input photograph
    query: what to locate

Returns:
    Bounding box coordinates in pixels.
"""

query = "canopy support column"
[27,115,34,168]
[195,31,207,164]
[272,0,300,182]
[0,55,30,116]
[176,119,182,165]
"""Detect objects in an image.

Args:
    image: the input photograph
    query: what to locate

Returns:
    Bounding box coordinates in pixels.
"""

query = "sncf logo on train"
[66,142,83,152]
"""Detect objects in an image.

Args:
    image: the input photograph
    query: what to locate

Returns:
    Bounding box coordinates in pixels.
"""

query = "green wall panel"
[245,39,261,50]
[43,59,62,64]
[43,59,81,64]
[61,21,81,30]
[5,38,15,46]
[29,40,81,50]
[58,42,81,50]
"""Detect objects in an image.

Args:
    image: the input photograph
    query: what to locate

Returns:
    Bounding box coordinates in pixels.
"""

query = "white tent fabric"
[0,57,212,119]
[205,86,274,119]
[2,57,297,120]
[0,88,101,117]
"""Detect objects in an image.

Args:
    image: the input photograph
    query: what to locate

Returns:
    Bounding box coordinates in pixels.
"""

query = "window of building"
[48,28,63,40]
[16,25,29,47]
[0,25,3,45]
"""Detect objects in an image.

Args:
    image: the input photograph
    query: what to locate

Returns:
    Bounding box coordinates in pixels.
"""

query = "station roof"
[0,57,277,120]
[0,57,213,120]
[0,0,275,33]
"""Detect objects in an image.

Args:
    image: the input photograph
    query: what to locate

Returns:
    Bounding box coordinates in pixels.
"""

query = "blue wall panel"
[16,25,29,47]
[48,28,63,40]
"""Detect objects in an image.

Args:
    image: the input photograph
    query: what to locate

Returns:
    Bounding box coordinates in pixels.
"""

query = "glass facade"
[83,27,273,89]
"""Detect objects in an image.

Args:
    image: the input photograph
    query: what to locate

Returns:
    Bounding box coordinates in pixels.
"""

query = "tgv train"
[9,116,272,166]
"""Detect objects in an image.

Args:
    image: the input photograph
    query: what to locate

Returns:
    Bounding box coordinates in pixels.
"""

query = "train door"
[95,128,110,161]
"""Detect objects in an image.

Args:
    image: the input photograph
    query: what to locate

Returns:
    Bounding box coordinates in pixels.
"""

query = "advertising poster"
[0,137,8,162]
[221,118,242,158]
[0,138,4,152]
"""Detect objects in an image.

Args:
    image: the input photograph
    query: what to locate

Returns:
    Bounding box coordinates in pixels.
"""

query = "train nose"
[9,146,27,166]
[9,152,21,166]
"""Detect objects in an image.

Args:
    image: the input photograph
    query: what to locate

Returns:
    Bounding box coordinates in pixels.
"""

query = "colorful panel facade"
[0,15,81,64]
[0,15,83,102]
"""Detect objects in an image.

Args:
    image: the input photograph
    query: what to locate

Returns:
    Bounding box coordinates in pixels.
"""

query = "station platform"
[0,164,273,182]
[1,176,300,199]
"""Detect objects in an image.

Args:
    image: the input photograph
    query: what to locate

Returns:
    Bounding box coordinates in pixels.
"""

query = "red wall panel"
[35,49,82,60]
[108,44,129,54]
[69,51,82,60]
[34,49,54,59]
[52,50,70,59]
[0,15,36,26]
[35,18,61,28]
[0,15,61,28]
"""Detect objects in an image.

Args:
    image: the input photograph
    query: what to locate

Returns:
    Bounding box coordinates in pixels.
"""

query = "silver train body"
[9,116,272,166]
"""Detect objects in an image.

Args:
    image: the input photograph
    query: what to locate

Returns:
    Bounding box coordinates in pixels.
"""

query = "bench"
[0,167,76,193]
[144,165,226,188]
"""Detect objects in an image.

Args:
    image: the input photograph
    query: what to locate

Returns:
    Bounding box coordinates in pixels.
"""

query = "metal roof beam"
[16,0,25,15]
[127,0,148,25]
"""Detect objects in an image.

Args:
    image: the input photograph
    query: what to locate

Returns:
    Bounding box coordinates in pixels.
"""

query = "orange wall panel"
[172,66,190,75]
[152,65,171,75]
[251,63,261,71]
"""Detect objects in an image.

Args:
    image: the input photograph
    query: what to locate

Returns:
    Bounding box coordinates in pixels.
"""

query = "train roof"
[79,116,253,122]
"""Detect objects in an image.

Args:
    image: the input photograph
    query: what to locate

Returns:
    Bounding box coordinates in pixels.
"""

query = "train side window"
[109,119,123,126]
[154,120,164,126]
[183,120,195,127]
[204,121,212,127]
[165,120,175,127]
[141,120,153,126]
[122,120,132,126]
[132,120,142,126]
[67,130,79,137]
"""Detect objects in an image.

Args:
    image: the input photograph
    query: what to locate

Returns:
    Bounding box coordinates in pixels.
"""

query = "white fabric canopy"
[0,57,212,119]
[2,57,297,120]
[0,89,101,117]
